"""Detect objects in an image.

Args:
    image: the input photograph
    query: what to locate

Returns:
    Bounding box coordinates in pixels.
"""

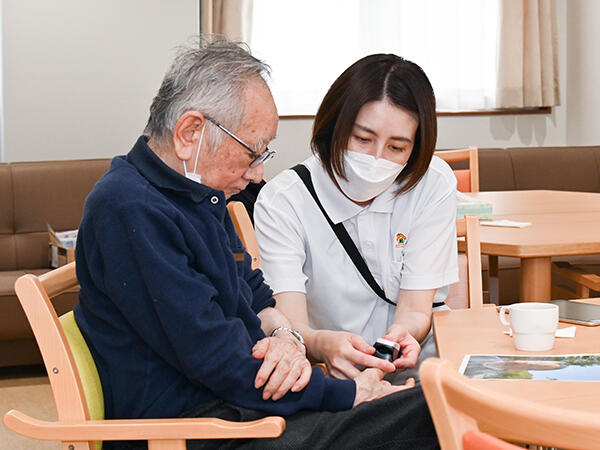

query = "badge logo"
[395,233,407,248]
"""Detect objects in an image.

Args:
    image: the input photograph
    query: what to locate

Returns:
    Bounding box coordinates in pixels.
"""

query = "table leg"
[487,255,499,305]
[519,257,552,301]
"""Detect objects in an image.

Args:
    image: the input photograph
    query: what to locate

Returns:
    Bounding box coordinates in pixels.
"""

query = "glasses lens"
[250,149,275,167]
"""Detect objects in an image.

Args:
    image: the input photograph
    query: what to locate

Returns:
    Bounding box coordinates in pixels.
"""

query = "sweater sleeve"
[87,199,355,415]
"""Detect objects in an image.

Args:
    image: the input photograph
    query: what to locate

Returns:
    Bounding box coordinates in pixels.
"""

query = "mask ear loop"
[183,122,207,177]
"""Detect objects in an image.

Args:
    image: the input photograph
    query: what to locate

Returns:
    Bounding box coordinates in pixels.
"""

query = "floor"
[0,366,59,449]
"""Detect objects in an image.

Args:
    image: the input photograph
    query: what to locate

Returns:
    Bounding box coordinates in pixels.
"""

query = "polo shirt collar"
[127,136,218,203]
[308,156,397,224]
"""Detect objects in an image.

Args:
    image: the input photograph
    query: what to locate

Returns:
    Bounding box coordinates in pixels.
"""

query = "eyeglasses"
[205,115,276,167]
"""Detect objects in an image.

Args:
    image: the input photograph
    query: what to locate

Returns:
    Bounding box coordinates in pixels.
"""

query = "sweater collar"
[127,136,221,203]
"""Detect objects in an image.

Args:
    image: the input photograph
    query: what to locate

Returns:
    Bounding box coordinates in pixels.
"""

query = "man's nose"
[244,163,264,183]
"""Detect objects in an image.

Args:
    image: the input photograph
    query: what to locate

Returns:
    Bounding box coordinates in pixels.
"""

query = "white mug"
[499,302,559,351]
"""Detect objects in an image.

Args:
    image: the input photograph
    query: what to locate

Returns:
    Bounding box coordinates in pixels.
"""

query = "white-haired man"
[74,39,439,449]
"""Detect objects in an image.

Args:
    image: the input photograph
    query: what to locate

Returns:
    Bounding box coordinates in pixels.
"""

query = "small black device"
[372,338,401,361]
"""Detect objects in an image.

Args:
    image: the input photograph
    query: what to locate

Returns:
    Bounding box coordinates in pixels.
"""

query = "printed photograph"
[459,354,600,381]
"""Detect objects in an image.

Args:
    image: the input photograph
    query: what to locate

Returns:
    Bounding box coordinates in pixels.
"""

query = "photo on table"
[459,354,600,381]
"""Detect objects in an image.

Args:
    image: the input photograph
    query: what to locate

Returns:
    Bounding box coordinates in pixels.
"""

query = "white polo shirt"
[254,155,458,347]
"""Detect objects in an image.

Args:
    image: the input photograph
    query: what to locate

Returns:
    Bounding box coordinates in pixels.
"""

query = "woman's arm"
[275,291,396,379]
[382,288,436,370]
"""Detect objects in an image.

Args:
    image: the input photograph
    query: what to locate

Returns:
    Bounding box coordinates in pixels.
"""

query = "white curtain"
[496,0,560,107]
[251,0,499,115]
[200,0,254,43]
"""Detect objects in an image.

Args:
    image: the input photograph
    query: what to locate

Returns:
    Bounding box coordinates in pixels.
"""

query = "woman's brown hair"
[311,54,437,194]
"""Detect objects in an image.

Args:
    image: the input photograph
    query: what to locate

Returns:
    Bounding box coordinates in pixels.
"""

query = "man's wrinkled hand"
[252,336,311,401]
[353,368,415,407]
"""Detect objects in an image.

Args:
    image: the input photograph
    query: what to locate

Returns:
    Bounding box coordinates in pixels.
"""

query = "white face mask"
[333,151,406,202]
[183,124,206,184]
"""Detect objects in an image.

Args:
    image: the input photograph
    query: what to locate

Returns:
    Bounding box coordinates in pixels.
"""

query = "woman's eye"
[390,145,406,152]
[354,136,371,143]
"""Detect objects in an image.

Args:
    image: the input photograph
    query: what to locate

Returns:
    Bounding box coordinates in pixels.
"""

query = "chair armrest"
[3,409,285,441]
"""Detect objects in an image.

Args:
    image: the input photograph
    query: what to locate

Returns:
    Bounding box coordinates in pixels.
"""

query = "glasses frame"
[204,115,275,167]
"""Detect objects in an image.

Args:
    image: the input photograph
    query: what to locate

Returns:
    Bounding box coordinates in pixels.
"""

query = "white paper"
[481,219,532,228]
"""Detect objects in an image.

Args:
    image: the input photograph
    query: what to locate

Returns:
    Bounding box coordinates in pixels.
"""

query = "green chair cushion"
[59,311,104,450]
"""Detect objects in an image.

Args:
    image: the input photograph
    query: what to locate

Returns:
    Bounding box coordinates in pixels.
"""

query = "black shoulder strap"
[291,164,396,306]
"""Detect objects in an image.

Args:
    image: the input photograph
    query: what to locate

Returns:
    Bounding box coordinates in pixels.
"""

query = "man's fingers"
[254,352,277,389]
[252,338,270,359]
[292,364,312,393]
[391,377,416,392]
[266,362,298,401]
[271,362,305,401]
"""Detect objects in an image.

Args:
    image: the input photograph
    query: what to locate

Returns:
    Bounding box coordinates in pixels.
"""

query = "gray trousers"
[107,385,438,450]
[181,384,438,450]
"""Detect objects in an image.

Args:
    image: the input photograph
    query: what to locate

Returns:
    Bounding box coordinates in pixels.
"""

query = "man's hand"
[252,334,311,401]
[382,324,421,370]
[353,368,415,407]
[312,329,396,380]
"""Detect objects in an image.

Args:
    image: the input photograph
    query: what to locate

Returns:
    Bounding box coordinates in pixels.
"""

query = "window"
[251,0,499,115]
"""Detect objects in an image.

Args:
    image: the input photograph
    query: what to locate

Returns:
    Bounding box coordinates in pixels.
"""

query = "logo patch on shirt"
[395,233,407,248]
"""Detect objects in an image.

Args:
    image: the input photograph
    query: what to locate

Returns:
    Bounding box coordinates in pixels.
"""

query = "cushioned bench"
[0,159,110,367]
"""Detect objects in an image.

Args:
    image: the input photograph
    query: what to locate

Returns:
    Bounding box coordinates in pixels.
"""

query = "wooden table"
[433,301,600,421]
[461,190,600,302]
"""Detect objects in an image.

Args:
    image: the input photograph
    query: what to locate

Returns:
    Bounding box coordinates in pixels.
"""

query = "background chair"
[3,262,285,449]
[420,358,600,450]
[434,146,479,193]
[552,260,600,299]
[446,215,484,310]
[228,201,261,270]
[435,147,501,305]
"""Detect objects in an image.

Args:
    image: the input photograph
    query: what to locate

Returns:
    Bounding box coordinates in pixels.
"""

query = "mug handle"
[499,305,511,326]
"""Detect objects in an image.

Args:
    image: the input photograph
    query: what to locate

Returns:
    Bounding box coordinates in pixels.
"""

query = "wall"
[2,0,198,162]
[566,0,600,146]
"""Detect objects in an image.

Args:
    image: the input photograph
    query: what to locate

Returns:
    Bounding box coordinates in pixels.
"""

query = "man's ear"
[172,111,206,161]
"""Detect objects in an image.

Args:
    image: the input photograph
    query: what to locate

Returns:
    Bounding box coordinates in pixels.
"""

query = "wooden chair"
[434,146,479,193]
[3,262,285,449]
[228,201,261,270]
[446,215,484,309]
[552,261,600,299]
[435,147,501,305]
[420,358,600,450]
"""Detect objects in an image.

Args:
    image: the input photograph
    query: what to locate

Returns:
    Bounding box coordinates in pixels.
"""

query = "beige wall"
[2,0,198,162]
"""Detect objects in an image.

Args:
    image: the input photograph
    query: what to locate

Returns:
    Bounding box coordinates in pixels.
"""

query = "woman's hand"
[382,324,421,370]
[252,334,312,401]
[353,368,415,407]
[311,329,396,379]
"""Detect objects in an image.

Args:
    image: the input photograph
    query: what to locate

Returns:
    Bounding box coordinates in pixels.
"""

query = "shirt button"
[365,241,374,248]
[210,196,219,204]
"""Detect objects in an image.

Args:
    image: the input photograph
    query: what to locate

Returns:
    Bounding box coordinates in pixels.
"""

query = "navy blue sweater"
[74,136,355,420]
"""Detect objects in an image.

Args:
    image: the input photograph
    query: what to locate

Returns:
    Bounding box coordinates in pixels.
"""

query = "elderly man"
[74,40,438,449]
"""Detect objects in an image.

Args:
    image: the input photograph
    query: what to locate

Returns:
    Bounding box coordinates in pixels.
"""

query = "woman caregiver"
[254,54,458,383]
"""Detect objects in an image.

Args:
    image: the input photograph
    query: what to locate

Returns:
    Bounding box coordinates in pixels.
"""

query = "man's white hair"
[144,38,270,151]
